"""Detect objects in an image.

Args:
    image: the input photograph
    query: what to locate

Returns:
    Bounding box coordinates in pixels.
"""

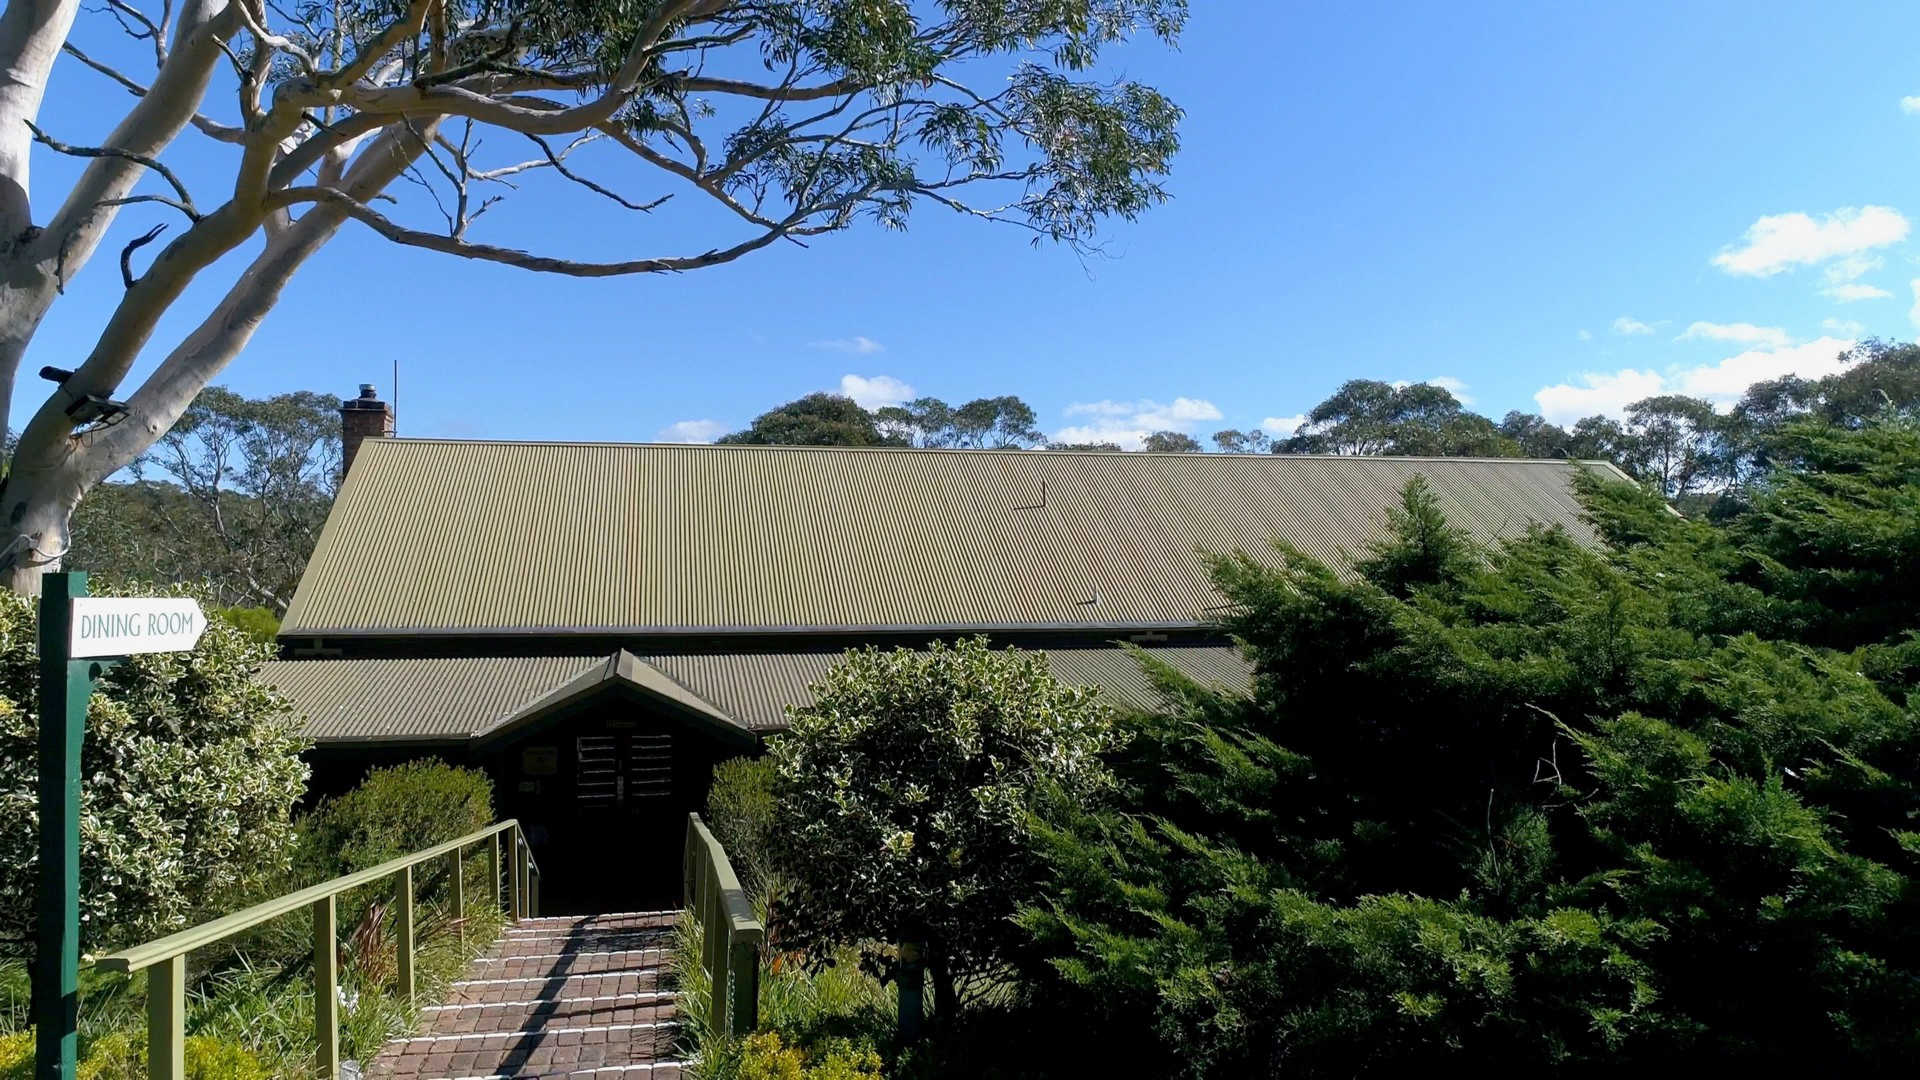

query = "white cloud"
[1535,369,1668,425]
[1534,337,1857,423]
[1387,377,1468,400]
[1054,396,1223,450]
[1823,317,1865,336]
[1260,415,1308,438]
[1677,321,1791,347]
[1428,375,1474,404]
[656,419,726,443]
[1825,282,1893,302]
[810,335,886,355]
[1577,329,1593,342]
[1711,205,1910,277]
[1826,253,1882,282]
[1903,95,1920,114]
[1672,338,1854,401]
[1612,316,1656,336]
[838,373,915,410]
[1819,255,1891,301]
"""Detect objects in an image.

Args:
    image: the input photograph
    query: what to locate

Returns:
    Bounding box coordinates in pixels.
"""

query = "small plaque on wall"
[522,745,558,776]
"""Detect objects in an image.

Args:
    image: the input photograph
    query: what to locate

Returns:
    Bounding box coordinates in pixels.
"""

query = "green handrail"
[93,818,541,1080]
[683,813,763,1038]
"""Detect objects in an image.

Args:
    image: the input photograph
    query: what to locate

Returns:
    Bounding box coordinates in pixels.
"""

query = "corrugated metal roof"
[283,440,1617,637]
[267,644,1252,743]
[261,655,606,742]
[646,645,1253,731]
[471,651,755,746]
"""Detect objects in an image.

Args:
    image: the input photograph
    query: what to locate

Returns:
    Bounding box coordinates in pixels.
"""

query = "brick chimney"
[340,383,394,477]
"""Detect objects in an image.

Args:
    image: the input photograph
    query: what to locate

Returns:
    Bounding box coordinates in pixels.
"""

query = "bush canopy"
[1023,425,1920,1076]
[0,590,308,955]
[768,638,1121,1020]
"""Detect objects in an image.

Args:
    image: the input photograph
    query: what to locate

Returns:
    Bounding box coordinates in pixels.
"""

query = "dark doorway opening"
[479,667,756,914]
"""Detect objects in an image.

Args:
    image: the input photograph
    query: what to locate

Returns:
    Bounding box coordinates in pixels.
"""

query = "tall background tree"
[721,391,1049,448]
[68,387,339,611]
[0,0,1185,592]
[876,395,1045,449]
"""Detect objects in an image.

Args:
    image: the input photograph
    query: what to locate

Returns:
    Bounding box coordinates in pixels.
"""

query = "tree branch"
[99,192,200,220]
[26,119,201,219]
[673,74,861,102]
[34,0,238,281]
[273,183,802,277]
[85,123,433,476]
[230,0,316,76]
[524,132,669,213]
[101,0,167,65]
[59,41,244,143]
[118,221,165,286]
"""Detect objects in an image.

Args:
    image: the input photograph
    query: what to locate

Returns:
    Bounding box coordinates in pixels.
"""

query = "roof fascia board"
[472,651,755,749]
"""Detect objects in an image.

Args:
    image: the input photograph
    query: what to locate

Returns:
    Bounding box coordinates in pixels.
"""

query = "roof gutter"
[281,619,1217,640]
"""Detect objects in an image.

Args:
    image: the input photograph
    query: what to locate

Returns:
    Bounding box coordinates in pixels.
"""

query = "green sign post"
[33,573,206,1080]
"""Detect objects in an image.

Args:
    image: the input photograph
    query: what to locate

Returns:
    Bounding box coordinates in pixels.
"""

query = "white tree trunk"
[0,121,431,594]
[0,0,80,237]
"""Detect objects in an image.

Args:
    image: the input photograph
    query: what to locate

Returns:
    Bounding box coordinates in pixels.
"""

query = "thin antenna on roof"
[392,355,398,434]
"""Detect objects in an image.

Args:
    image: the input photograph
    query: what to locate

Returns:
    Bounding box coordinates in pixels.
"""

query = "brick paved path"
[367,911,683,1080]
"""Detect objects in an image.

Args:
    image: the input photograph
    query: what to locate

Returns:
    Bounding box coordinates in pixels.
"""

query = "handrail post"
[530,869,540,919]
[508,829,525,922]
[706,871,728,1036]
[728,932,760,1036]
[487,832,501,912]
[709,907,729,1037]
[451,843,466,943]
[683,815,697,907]
[396,864,416,1006]
[313,895,340,1080]
[146,953,185,1080]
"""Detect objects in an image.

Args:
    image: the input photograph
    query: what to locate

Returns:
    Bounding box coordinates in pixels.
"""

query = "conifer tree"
[1023,453,1920,1076]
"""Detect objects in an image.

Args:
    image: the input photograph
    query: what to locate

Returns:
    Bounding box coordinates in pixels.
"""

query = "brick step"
[467,947,670,977]
[424,1064,684,1080]
[370,1023,681,1079]
[504,915,678,938]
[423,992,675,1036]
[447,971,671,1005]
[511,911,680,927]
[367,912,687,1080]
[497,929,676,951]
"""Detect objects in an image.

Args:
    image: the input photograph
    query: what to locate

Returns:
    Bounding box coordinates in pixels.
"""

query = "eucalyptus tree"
[0,0,1186,591]
[69,387,339,610]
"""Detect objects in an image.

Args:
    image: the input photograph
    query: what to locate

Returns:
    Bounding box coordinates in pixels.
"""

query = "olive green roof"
[261,654,606,742]
[282,439,1620,638]
[266,645,1252,744]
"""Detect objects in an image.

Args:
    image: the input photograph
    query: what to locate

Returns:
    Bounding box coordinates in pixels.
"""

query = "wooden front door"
[574,731,674,815]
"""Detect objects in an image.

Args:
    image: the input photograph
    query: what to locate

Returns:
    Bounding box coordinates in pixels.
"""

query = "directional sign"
[67,597,206,658]
[37,581,209,1080]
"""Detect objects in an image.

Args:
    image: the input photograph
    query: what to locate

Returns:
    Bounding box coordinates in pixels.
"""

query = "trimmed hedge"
[297,760,494,881]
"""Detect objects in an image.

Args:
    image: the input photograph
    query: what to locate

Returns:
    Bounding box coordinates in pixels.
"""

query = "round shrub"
[769,637,1120,1019]
[297,759,494,880]
[0,584,309,955]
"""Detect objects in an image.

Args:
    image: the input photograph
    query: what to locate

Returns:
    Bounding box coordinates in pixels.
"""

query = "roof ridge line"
[363,438,1600,465]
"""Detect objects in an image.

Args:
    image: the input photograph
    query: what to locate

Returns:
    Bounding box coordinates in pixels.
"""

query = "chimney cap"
[358,383,379,399]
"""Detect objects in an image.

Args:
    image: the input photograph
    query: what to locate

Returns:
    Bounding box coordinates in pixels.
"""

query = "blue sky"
[18,2,1920,449]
